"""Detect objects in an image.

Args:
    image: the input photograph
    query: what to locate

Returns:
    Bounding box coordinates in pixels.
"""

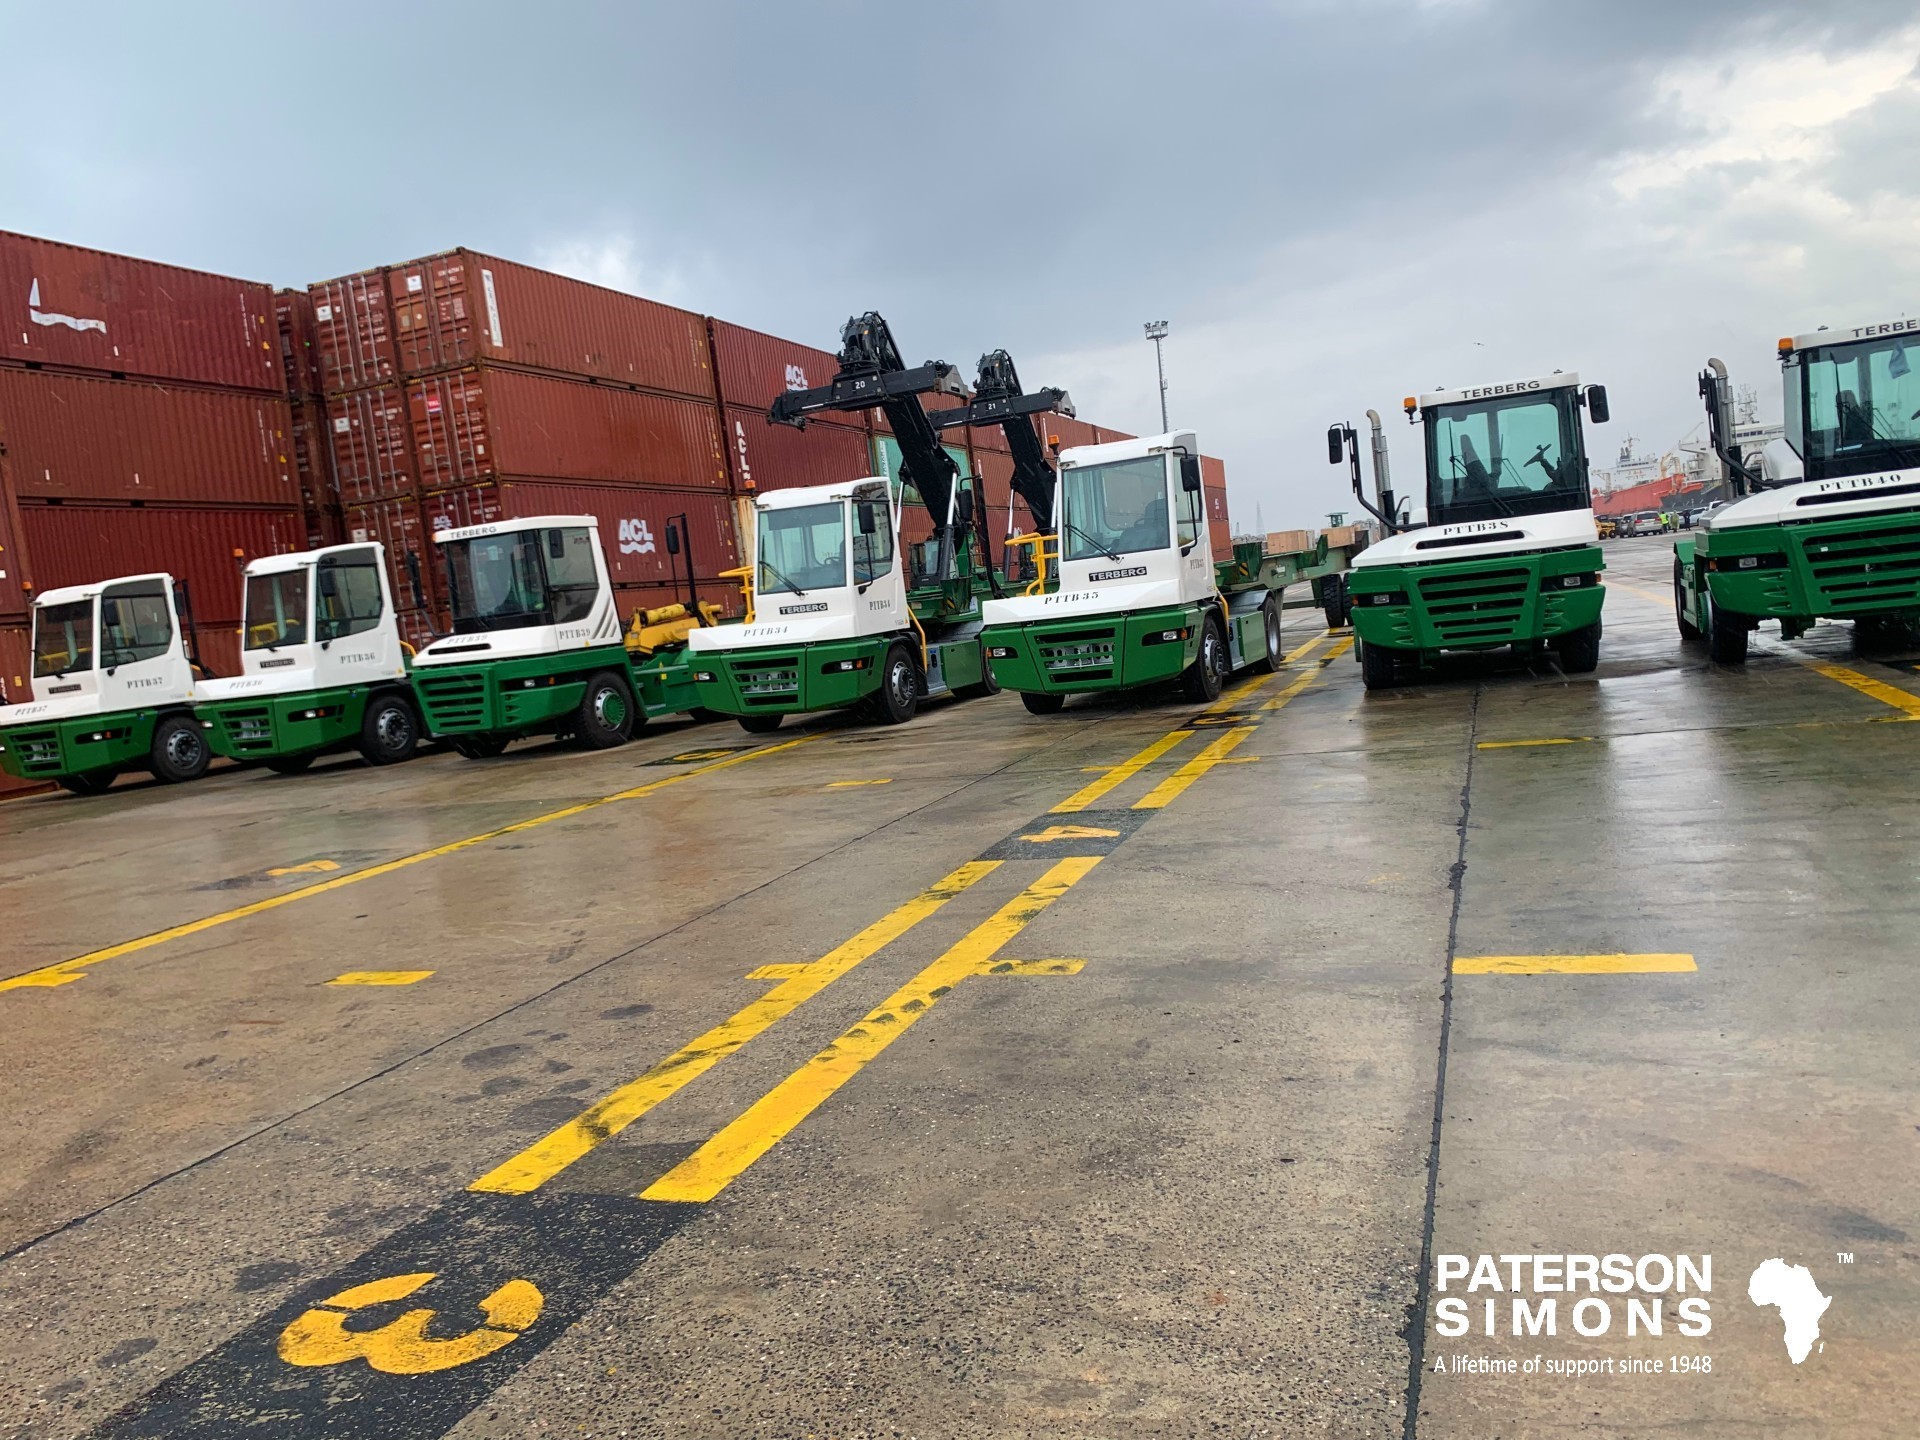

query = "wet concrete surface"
[0,537,1913,1437]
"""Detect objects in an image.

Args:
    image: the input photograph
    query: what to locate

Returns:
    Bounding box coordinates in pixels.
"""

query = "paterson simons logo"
[778,603,828,614]
[1089,566,1148,582]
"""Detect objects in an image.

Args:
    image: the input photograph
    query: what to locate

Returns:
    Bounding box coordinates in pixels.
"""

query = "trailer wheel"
[574,671,636,749]
[57,771,117,797]
[359,693,420,765]
[1557,620,1602,674]
[1707,599,1749,665]
[452,734,512,759]
[1674,560,1702,641]
[266,754,317,775]
[149,714,210,784]
[1181,617,1227,702]
[1321,573,1352,629]
[1253,594,1284,673]
[1021,691,1066,715]
[738,714,783,734]
[871,643,922,725]
[1359,640,1403,692]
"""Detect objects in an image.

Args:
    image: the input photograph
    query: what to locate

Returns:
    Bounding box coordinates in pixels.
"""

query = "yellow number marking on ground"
[328,971,434,986]
[277,1272,542,1375]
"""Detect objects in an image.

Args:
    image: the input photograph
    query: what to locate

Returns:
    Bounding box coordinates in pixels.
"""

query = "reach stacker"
[1677,322,1920,660]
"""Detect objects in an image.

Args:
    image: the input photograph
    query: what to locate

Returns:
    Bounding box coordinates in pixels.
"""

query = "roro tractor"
[0,574,211,795]
[1678,321,1920,661]
[979,429,1359,711]
[688,314,1074,731]
[408,514,720,758]
[1332,372,1611,691]
[194,542,425,773]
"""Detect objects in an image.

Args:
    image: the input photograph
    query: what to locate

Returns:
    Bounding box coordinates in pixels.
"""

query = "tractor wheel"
[57,770,117,797]
[266,754,317,775]
[1359,640,1403,692]
[1674,560,1702,641]
[1321,573,1352,630]
[737,714,784,734]
[1180,617,1227,702]
[149,714,211,784]
[574,670,636,749]
[1021,691,1066,715]
[1707,599,1750,665]
[870,642,922,725]
[452,734,512,759]
[1557,620,1602,674]
[955,641,1003,700]
[359,693,420,765]
[1254,594,1284,673]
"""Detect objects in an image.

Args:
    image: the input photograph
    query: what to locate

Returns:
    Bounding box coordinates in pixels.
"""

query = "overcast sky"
[5,2,1917,531]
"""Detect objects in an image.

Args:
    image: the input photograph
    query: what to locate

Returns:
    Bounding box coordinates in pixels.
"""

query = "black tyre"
[1253,594,1284,673]
[688,707,722,723]
[265,754,317,775]
[1557,619,1602,674]
[1359,639,1404,692]
[1180,617,1227,703]
[1674,560,1702,641]
[1021,691,1066,715]
[574,670,636,749]
[149,713,210,784]
[1707,598,1749,665]
[1321,573,1351,630]
[452,733,512,759]
[57,770,117,797]
[871,642,922,725]
[955,641,1003,700]
[737,714,784,734]
[358,693,419,765]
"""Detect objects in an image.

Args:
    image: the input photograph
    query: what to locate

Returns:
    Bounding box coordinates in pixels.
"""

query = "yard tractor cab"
[689,315,1071,731]
[0,574,209,795]
[195,543,422,773]
[1339,372,1610,690]
[410,514,710,757]
[1677,319,1920,661]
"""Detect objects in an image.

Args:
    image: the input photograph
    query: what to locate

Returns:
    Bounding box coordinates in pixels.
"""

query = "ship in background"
[1593,387,1789,520]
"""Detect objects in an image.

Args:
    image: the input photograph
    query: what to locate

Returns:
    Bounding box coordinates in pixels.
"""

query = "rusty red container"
[0,622,29,704]
[421,482,740,588]
[191,622,243,681]
[0,484,29,619]
[0,368,297,506]
[1094,425,1138,445]
[309,268,396,394]
[342,496,429,612]
[0,231,278,393]
[612,578,745,624]
[1202,457,1231,557]
[709,319,858,414]
[410,368,729,493]
[386,250,715,398]
[274,289,324,398]
[16,503,304,623]
[324,385,416,505]
[723,408,870,495]
[289,397,338,515]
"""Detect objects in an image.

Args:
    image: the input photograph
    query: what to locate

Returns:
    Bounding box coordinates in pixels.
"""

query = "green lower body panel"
[1349,546,1605,655]
[0,708,159,782]
[691,636,889,718]
[629,646,705,718]
[413,647,631,737]
[983,603,1203,695]
[1697,509,1920,627]
[199,687,372,761]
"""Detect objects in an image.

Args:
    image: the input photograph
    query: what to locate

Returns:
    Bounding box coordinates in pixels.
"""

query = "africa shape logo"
[1747,1259,1832,1364]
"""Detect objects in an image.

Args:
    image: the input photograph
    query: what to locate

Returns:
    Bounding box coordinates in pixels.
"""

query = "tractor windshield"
[443,527,600,633]
[1060,455,1171,560]
[1791,336,1920,479]
[243,569,311,650]
[32,600,95,678]
[1426,389,1588,526]
[756,503,846,595]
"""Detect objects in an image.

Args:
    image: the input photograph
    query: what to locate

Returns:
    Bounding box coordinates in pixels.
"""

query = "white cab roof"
[35,572,176,608]
[431,514,598,545]
[243,541,382,576]
[754,478,887,511]
[1058,429,1197,468]
[1415,373,1581,412]
[1786,316,1920,353]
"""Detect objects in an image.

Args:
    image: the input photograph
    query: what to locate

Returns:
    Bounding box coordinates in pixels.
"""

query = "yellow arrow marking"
[328,971,434,986]
[1018,824,1122,843]
[277,1272,543,1375]
[267,860,341,876]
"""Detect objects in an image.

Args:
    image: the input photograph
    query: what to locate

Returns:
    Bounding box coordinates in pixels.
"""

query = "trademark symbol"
[1836,1252,1854,1264]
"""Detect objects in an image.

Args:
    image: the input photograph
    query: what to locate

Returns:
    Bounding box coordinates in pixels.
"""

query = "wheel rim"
[1207,630,1223,681]
[166,728,202,769]
[1266,611,1280,660]
[595,686,627,729]
[376,706,412,750]
[889,660,912,710]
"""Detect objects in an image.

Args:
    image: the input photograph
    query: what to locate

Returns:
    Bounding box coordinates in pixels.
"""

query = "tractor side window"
[852,498,894,586]
[99,581,174,667]
[244,571,311,650]
[317,549,386,641]
[1176,478,1203,551]
[32,600,95,677]
[545,527,601,624]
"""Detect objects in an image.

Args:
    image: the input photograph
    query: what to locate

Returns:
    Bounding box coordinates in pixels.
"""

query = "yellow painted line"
[328,971,434,986]
[468,859,1000,1195]
[1132,727,1256,810]
[976,958,1085,975]
[826,778,893,787]
[0,737,814,995]
[268,859,341,877]
[643,856,1101,1203]
[1206,630,1331,713]
[1799,658,1920,720]
[1476,737,1596,750]
[1051,730,1191,813]
[1454,953,1698,975]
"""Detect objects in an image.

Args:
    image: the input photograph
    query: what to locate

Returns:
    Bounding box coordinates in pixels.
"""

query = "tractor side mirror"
[956,487,975,524]
[1586,385,1611,424]
[665,521,682,556]
[1180,454,1202,493]
[856,501,878,536]
[1327,425,1345,465]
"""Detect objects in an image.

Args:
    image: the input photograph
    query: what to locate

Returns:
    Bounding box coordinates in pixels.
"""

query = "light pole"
[1143,320,1169,432]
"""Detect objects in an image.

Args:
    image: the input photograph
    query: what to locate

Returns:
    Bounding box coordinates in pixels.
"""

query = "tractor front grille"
[1416,567,1533,644]
[415,670,490,729]
[1798,516,1920,611]
[1038,626,1117,681]
[214,704,277,755]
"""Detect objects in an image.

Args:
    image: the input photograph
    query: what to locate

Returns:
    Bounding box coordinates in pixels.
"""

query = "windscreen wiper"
[1062,520,1122,563]
[760,562,809,597]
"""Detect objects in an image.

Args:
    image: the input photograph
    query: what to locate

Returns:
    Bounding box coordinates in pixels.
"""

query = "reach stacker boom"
[1676,320,1920,660]
[1334,372,1611,690]
[0,574,211,795]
